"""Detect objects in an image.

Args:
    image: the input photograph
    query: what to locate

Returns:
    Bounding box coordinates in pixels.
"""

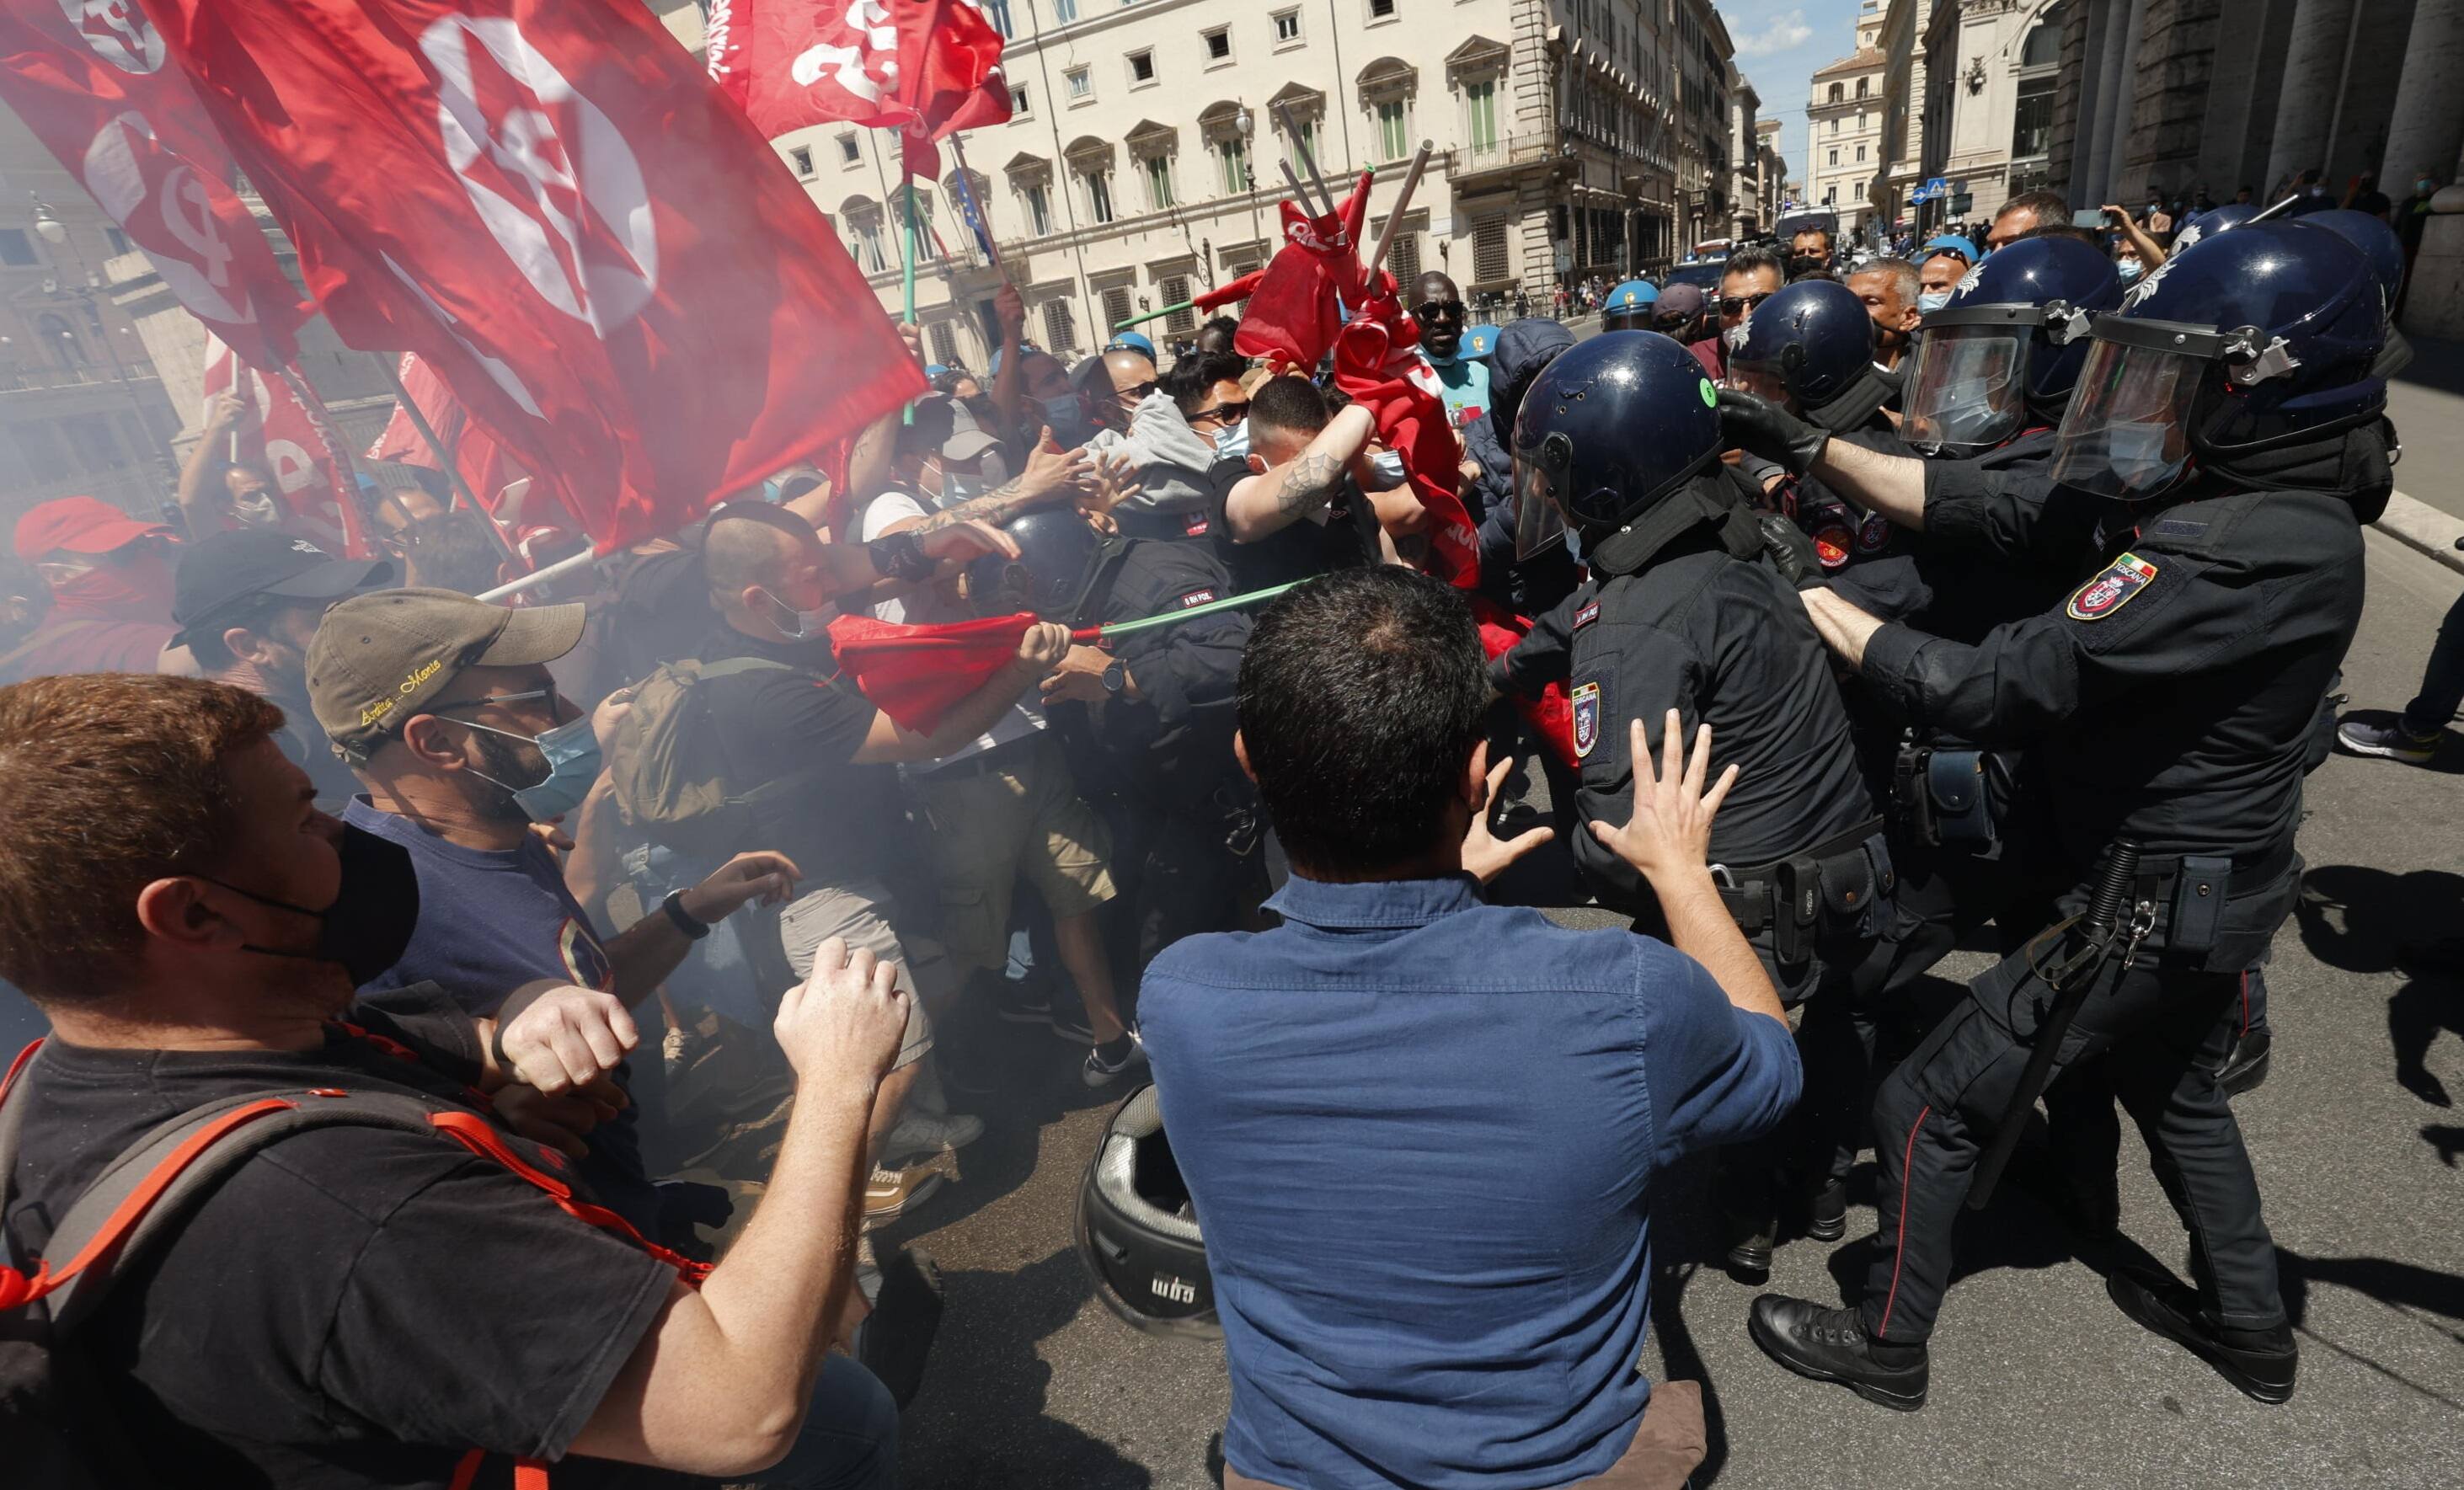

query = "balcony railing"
[0,359,161,393]
[1452,131,1558,175]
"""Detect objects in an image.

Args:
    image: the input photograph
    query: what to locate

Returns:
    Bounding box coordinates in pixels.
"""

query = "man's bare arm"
[849,622,1073,763]
[1809,438,1929,531]
[1225,405,1376,540]
[1800,586,1889,672]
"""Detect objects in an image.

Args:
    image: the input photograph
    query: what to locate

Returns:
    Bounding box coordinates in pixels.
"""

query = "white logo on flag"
[421,17,660,337]
[381,251,548,419]
[61,0,163,74]
[789,1,898,106]
[82,111,253,323]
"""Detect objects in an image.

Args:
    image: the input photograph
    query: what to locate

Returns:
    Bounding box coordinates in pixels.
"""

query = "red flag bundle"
[143,0,927,554]
[366,352,521,518]
[1233,170,1374,373]
[1334,284,1481,590]
[1472,599,1575,771]
[826,610,1034,734]
[0,0,308,365]
[709,0,1011,176]
[200,334,376,557]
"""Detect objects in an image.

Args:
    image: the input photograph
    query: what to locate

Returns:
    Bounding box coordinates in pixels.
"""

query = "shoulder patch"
[1574,600,1601,630]
[1854,510,1892,553]
[1176,588,1217,609]
[1182,510,1211,537]
[2066,552,2160,621]
[2149,517,2206,539]
[1813,523,1854,570]
[1571,681,1601,759]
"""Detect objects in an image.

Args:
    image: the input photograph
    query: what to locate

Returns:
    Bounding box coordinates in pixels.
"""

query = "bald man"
[696,506,1070,1199]
[1094,348,1161,435]
[1410,270,1490,427]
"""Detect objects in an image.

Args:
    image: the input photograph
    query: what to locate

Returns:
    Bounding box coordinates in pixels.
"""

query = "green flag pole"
[1114,299,1196,332]
[1071,579,1307,643]
[900,174,922,426]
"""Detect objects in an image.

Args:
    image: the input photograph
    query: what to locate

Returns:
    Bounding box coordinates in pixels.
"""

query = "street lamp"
[1236,103,1262,271]
[31,201,67,247]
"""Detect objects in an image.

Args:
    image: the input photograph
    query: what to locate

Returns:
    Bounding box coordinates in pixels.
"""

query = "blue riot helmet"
[2168,202,2258,254]
[1600,279,1660,333]
[1511,331,1724,560]
[1723,279,1884,432]
[2050,220,2386,503]
[965,506,1112,622]
[1902,234,2121,457]
[2293,208,2413,378]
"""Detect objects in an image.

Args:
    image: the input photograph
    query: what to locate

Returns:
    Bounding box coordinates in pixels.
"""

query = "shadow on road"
[2291,865,2464,1112]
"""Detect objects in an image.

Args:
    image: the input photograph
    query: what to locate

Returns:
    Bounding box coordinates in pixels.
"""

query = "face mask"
[2417,179,2436,195]
[2106,421,2179,490]
[228,492,282,528]
[939,467,986,505]
[2116,259,2145,281]
[458,713,604,823]
[1367,449,1408,488]
[1563,525,1585,567]
[1039,394,1094,448]
[1787,254,1825,279]
[47,551,174,623]
[211,825,421,988]
[1916,289,1953,314]
[1213,419,1251,462]
[756,586,832,641]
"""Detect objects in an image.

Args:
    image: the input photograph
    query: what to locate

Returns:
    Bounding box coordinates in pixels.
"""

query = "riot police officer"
[968,509,1259,980]
[1738,220,2392,1410]
[1599,278,1660,333]
[1492,331,1893,1274]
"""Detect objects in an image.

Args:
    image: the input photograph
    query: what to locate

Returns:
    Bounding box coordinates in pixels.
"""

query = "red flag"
[144,0,927,553]
[1334,283,1480,590]
[716,0,1010,175]
[0,0,307,365]
[1232,170,1374,373]
[200,335,376,558]
[826,609,1033,733]
[366,351,521,517]
[1472,599,1575,770]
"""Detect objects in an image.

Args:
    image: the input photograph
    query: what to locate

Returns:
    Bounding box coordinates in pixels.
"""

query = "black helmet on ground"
[1075,1084,1220,1339]
[963,507,1114,622]
[1509,330,1724,562]
[1724,279,1888,431]
[1903,234,2119,457]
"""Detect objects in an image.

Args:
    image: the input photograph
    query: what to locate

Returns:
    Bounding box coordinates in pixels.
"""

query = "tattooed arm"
[1225,404,1376,542]
[911,435,1092,537]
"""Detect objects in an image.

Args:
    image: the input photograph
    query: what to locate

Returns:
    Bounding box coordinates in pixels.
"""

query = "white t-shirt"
[858,489,1045,765]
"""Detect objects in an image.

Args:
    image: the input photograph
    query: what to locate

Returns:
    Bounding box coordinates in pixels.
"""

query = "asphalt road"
[877,526,2464,1489]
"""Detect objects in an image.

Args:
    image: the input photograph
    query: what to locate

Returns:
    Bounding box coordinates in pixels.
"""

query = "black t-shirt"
[2,988,681,1489]
[1208,458,1380,592]
[695,624,908,886]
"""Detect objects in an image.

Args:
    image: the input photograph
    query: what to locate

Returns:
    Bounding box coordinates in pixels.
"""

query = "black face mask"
[209,825,422,988]
[1787,254,1828,280]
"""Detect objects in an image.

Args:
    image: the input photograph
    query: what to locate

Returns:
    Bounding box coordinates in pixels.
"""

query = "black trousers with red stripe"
[1858,944,2286,1345]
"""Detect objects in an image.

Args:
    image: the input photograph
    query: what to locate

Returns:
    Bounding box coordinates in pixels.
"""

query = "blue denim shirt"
[1141,873,1799,1490]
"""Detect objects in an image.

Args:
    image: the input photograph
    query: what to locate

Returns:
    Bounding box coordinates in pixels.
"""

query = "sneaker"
[2335,709,2440,764]
[2106,1270,2296,1404]
[2218,1025,2273,1097]
[1082,1032,1148,1087]
[1048,1003,1100,1046]
[863,1162,944,1224]
[881,1108,986,1167]
[1807,1178,1849,1243]
[1748,1295,1930,1412]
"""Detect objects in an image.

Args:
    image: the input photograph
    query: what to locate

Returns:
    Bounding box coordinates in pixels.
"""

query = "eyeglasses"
[1719,292,1776,318]
[1116,380,1158,403]
[1188,400,1249,425]
[1411,302,1465,322]
[429,686,560,718]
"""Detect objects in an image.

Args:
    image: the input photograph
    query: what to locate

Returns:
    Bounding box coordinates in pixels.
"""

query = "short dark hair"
[184,590,295,674]
[1237,568,1488,878]
[1162,350,1251,417]
[1721,244,1789,286]
[1999,189,2070,226]
[1790,226,1834,254]
[0,675,285,1002]
[1246,373,1329,446]
[2012,223,2100,247]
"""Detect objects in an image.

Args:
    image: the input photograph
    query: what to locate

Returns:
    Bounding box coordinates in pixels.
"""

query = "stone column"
[2265,0,2360,190]
[2066,0,2119,203]
[2323,0,2419,183]
[2093,0,2152,202]
[2198,0,2274,190]
[2384,0,2464,187]
[2402,183,2464,336]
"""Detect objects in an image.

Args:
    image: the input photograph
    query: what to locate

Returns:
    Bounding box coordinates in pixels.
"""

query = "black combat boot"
[2106,1272,2297,1403]
[1748,1295,1929,1411]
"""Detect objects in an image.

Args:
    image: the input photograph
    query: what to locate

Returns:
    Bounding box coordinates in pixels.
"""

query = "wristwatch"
[1101,660,1127,696]
[866,529,936,582]
[660,889,712,941]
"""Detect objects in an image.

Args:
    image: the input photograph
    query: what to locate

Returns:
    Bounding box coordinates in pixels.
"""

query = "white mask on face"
[756,587,833,640]
[1916,289,1953,314]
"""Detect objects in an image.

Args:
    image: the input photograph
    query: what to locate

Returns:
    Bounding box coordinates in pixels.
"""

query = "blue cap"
[1921,234,1978,264]
[987,341,1042,375]
[1606,280,1659,311]
[1462,324,1499,358]
[924,363,949,378]
[1103,330,1157,360]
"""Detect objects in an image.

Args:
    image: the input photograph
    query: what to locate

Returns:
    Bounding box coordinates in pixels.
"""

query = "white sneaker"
[882,1109,985,1167]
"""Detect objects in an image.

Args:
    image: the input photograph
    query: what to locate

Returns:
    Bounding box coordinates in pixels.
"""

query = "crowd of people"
[0,168,2450,1490]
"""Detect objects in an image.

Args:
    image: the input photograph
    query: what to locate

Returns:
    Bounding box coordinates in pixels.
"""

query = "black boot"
[1719,1165,1777,1279]
[2217,1026,2273,1097]
[1748,1295,1929,1412]
[2106,1272,2296,1404]
[1807,1177,1848,1243]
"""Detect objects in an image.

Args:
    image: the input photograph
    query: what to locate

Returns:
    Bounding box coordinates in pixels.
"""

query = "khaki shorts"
[775,878,947,1071]
[912,732,1116,975]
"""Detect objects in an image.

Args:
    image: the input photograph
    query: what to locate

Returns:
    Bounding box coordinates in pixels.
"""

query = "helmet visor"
[1511,457,1569,562]
[1902,324,2028,453]
[2050,339,2204,501]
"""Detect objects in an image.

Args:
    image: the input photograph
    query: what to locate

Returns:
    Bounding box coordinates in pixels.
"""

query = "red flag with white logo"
[715,0,1010,174]
[1235,170,1375,375]
[366,350,521,518]
[200,334,377,557]
[1333,280,1480,590]
[0,0,308,365]
[141,0,927,553]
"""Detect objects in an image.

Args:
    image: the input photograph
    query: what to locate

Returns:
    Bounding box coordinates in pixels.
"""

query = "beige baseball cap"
[307,587,585,757]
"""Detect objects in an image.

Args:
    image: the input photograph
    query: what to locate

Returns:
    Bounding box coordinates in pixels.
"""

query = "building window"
[1293,116,1320,166]
[838,133,860,163]
[0,228,38,266]
[104,226,131,255]
[1024,181,1052,235]
[981,0,1012,35]
[1066,66,1092,100]
[1367,0,1396,18]
[1830,118,1839,135]
[1466,78,1499,150]
[1272,8,1301,44]
[1375,99,1409,162]
[38,312,85,369]
[789,146,815,177]
[1856,78,1869,99]
[1473,216,1509,282]
[2021,17,2061,68]
[1203,26,1230,61]
[1383,219,1421,283]
[1011,84,1031,115]
[1128,50,1155,86]
[1043,297,1078,353]
[1160,275,1195,332]
[1144,154,1175,209]
[1217,134,1250,194]
[1824,186,1836,205]
[1828,148,1838,167]
[928,320,960,366]
[1102,285,1133,332]
[2012,74,2055,159]
[1856,144,1866,162]
[1053,0,1077,20]
[1826,82,1842,103]
[1087,168,1114,222]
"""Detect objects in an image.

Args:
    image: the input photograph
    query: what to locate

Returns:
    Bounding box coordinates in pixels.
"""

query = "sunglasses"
[1411,302,1465,321]
[1117,380,1158,402]
[1189,400,1249,425]
[1719,292,1776,317]
[429,686,563,718]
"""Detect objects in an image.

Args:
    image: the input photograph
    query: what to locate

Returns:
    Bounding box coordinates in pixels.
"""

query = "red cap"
[13,496,173,562]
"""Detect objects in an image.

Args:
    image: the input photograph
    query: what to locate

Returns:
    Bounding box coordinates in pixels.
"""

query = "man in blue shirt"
[1141,568,1802,1490]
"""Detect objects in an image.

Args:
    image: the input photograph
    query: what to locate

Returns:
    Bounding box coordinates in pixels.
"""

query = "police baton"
[1966,840,2145,1211]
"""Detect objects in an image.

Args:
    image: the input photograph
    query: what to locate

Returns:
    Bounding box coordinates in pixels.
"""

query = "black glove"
[1718,388,1830,478]
[1756,515,1828,592]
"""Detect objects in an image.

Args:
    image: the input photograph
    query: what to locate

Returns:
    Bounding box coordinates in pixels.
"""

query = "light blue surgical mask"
[459,714,602,823]
[1039,394,1094,448]
[1564,526,1585,567]
[1366,449,1408,489]
[1213,419,1251,462]
[1916,289,1953,314]
[2116,259,2146,282]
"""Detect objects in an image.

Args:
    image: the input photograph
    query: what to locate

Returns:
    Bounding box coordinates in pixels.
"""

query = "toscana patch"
[2066,553,2160,622]
[1572,681,1601,758]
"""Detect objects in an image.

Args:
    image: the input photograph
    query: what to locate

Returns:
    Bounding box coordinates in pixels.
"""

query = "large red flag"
[0,0,307,365]
[710,0,1010,176]
[200,334,375,556]
[1233,170,1374,374]
[141,0,927,553]
[826,609,1034,734]
[1333,281,1480,590]
[366,351,521,516]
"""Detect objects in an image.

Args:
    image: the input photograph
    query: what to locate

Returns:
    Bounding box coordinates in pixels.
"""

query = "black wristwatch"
[660,889,712,941]
[1101,660,1127,696]
[866,529,936,582]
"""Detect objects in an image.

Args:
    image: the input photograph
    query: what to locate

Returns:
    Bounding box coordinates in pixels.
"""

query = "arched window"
[2021,19,2061,68]
[1827,82,1843,104]
[1856,77,1869,99]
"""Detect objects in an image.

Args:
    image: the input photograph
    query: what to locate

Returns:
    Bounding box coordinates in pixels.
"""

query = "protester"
[1986,188,2066,249]
[0,673,905,1489]
[1144,567,1797,1490]
[1846,256,1921,371]
[1788,224,1836,279]
[1,495,182,683]
[174,392,289,537]
[1217,375,1390,590]
[1409,270,1490,427]
[1652,281,1712,344]
[1914,236,1974,311]
[2344,169,2392,222]
[1692,245,1788,378]
[2335,592,2461,765]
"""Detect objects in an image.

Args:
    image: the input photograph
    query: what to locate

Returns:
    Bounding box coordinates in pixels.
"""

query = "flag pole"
[946,132,1005,279]
[1114,299,1196,331]
[1361,142,1433,287]
[1070,579,1307,644]
[901,164,920,426]
[473,547,600,605]
[378,357,519,562]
